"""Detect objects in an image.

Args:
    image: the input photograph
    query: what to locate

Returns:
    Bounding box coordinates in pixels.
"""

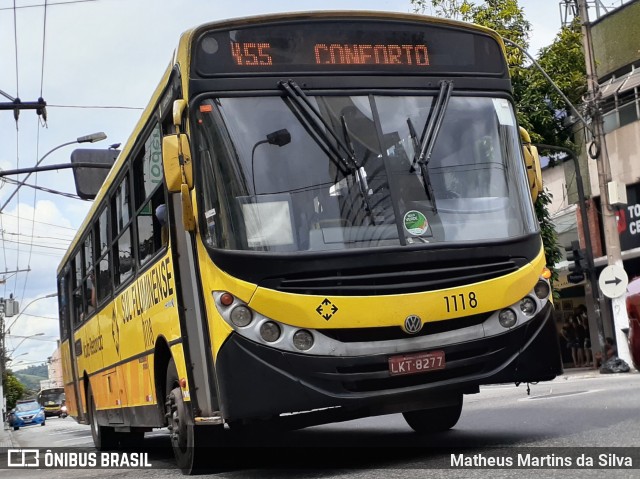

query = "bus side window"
[134,123,167,266]
[82,233,96,319]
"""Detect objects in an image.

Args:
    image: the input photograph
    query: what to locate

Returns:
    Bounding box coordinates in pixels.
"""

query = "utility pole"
[1,300,6,419]
[576,0,633,367]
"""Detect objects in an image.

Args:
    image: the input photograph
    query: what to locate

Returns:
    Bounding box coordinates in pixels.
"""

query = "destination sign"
[194,20,505,76]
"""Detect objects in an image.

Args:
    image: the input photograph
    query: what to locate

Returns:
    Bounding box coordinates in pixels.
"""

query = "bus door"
[60,270,84,421]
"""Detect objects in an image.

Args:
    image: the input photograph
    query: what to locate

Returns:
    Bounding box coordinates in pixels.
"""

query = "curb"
[1,423,17,448]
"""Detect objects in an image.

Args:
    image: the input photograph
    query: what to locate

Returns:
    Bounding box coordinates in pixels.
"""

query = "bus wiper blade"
[341,115,375,222]
[279,80,350,175]
[408,80,453,214]
[278,80,375,223]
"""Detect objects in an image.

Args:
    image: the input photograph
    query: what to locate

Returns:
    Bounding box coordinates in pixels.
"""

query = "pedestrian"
[595,337,618,368]
[574,313,588,367]
[562,317,582,368]
[575,305,593,368]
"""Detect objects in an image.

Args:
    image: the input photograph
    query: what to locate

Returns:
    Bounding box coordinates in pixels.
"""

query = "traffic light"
[565,240,586,283]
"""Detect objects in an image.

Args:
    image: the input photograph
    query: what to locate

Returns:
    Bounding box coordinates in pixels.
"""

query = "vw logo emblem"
[403,315,423,334]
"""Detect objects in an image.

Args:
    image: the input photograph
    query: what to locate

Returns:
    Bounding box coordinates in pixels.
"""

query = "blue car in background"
[9,399,46,430]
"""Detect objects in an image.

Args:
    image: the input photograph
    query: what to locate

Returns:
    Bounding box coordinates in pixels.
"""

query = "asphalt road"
[5,371,640,478]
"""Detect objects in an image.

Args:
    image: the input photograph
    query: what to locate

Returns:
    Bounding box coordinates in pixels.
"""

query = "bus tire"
[402,395,463,433]
[88,384,118,450]
[165,358,200,473]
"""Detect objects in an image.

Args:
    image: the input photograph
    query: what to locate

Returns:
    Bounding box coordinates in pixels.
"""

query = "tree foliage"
[410,0,581,291]
[2,370,26,411]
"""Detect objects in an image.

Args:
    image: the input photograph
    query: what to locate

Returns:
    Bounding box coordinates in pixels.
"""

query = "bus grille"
[320,312,491,342]
[270,260,518,296]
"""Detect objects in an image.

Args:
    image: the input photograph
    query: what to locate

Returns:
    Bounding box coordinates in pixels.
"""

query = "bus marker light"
[519,297,536,316]
[293,330,314,350]
[220,292,234,306]
[179,378,187,389]
[230,305,253,327]
[260,321,281,342]
[534,280,550,299]
[498,309,517,328]
[541,267,552,279]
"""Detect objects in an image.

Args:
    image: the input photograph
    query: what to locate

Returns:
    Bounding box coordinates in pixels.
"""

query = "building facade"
[547,0,640,366]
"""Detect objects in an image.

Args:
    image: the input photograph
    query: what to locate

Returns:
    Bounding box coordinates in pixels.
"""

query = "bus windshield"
[196,93,538,252]
[39,388,64,405]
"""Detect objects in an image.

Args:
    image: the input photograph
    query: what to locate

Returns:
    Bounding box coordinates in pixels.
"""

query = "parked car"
[625,276,640,370]
[8,399,46,430]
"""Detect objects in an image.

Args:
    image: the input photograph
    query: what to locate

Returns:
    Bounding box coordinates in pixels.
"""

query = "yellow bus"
[57,11,560,472]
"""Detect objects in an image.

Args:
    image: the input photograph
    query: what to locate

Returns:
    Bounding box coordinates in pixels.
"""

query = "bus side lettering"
[120,257,175,324]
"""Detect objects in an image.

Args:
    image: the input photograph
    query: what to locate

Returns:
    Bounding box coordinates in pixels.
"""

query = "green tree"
[2,370,26,410]
[518,20,586,149]
[410,0,572,291]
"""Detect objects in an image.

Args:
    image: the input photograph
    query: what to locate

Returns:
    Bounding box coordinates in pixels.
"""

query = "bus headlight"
[260,321,281,342]
[293,330,314,351]
[498,309,517,328]
[230,305,253,327]
[534,280,550,299]
[519,297,537,316]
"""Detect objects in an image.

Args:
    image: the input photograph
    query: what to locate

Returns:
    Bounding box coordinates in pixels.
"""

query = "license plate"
[388,350,445,376]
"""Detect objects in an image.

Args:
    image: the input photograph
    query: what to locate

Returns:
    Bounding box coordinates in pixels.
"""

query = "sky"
[0,0,613,370]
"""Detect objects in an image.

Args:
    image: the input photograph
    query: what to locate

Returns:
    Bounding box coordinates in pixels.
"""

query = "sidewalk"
[1,422,16,448]
[556,365,639,381]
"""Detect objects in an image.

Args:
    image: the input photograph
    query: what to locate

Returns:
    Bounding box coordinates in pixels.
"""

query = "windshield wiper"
[278,80,375,224]
[408,80,454,214]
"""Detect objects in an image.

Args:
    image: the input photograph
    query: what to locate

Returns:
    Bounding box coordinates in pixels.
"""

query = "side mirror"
[519,127,542,202]
[162,134,193,193]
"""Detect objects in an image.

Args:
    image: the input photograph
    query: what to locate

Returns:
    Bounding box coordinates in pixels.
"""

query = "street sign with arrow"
[598,264,629,299]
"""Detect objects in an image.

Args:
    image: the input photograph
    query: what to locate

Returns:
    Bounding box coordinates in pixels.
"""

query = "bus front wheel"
[402,395,463,433]
[165,359,213,473]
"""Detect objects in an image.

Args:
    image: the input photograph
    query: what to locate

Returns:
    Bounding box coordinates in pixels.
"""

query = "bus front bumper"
[215,302,561,424]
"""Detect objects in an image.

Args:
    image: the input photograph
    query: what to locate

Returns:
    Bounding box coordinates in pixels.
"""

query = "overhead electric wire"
[46,104,144,110]
[0,212,78,231]
[2,176,86,200]
[12,0,19,98]
[40,0,48,97]
[17,312,58,320]
[11,0,22,296]
[0,0,99,11]
[3,230,74,245]
[2,238,68,251]
[0,245,63,258]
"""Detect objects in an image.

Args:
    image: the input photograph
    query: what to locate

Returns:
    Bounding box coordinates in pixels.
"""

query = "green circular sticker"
[404,210,429,235]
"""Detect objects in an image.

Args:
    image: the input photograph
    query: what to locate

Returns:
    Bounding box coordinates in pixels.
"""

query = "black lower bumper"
[215,302,562,424]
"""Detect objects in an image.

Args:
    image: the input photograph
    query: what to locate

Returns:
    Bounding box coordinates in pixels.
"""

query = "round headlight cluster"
[498,309,517,328]
[260,321,281,342]
[293,330,314,351]
[520,297,537,316]
[534,280,550,299]
[230,305,252,327]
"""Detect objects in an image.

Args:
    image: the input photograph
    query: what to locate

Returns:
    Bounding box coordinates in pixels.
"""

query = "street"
[3,371,640,478]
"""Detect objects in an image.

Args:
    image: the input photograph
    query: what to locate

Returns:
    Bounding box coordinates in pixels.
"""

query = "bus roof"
[57,10,505,273]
